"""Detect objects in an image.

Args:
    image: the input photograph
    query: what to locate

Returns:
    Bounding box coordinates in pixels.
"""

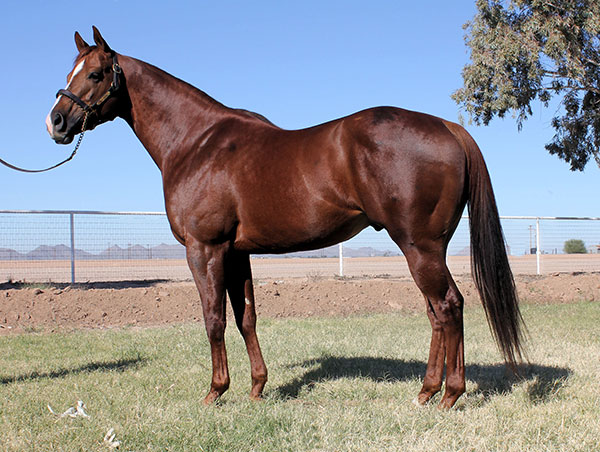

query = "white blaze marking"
[46,59,86,135]
[67,59,86,88]
[45,107,55,134]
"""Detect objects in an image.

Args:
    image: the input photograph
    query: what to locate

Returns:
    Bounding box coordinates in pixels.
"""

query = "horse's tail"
[446,121,526,369]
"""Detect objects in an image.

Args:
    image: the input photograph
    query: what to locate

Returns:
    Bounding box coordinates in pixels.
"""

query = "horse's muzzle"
[46,111,75,144]
[53,134,74,145]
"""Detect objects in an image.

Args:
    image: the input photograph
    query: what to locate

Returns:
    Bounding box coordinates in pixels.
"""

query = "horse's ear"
[74,32,90,53]
[92,26,112,53]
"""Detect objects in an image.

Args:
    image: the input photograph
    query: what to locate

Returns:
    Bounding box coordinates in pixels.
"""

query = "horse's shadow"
[0,279,171,291]
[274,355,571,405]
[0,356,145,385]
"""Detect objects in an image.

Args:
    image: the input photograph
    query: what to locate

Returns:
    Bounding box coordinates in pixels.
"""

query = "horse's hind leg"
[401,243,465,409]
[226,251,268,400]
[416,294,446,405]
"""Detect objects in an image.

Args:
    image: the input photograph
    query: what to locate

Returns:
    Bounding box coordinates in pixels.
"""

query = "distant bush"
[564,239,587,254]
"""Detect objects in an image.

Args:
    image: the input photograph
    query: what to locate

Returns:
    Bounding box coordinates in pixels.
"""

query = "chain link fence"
[0,210,598,283]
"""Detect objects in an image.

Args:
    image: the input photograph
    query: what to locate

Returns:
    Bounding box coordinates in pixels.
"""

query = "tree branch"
[540,69,600,95]
[541,83,600,94]
[584,57,600,67]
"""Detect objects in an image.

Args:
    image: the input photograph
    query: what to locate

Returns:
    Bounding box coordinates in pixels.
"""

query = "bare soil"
[0,273,598,334]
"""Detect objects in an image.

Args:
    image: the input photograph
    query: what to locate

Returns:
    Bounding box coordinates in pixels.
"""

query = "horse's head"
[46,27,125,144]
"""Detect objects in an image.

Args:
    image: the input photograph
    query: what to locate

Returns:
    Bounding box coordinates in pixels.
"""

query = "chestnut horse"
[46,27,525,409]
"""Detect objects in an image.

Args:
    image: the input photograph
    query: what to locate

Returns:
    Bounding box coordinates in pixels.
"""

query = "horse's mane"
[74,46,276,128]
[73,46,96,63]
[236,109,276,126]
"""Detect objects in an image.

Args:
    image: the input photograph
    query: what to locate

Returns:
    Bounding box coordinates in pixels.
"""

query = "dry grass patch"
[0,302,598,451]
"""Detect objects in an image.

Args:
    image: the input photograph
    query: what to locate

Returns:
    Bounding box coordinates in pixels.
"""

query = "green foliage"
[453,0,600,170]
[563,238,587,253]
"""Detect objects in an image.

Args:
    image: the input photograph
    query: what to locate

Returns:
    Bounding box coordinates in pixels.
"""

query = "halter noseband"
[56,53,122,115]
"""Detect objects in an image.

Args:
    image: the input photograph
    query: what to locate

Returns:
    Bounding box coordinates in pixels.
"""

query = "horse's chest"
[164,184,236,245]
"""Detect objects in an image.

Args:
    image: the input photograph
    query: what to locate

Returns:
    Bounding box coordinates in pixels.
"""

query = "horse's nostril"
[53,112,65,130]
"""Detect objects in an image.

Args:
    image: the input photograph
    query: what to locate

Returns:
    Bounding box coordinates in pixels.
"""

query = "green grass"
[1,302,599,451]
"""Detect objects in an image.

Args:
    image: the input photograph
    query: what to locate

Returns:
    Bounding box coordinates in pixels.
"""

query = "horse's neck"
[119,55,229,170]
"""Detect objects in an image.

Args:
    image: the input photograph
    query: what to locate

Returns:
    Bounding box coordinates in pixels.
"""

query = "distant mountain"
[0,248,23,260]
[98,245,126,259]
[448,244,511,257]
[0,243,187,261]
[344,246,399,257]
[259,245,401,258]
[96,243,186,260]
[452,246,471,257]
[98,244,161,260]
[148,243,186,259]
[25,244,94,261]
[0,242,404,260]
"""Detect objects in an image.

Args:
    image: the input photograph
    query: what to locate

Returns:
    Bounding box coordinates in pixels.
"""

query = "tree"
[453,0,600,171]
[563,238,587,253]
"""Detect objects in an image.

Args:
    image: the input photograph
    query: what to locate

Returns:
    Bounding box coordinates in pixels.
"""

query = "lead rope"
[0,111,89,173]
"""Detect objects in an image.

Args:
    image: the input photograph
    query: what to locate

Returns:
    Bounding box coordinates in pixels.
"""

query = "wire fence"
[0,210,598,283]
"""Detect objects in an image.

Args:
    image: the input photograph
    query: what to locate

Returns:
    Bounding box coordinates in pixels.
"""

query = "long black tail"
[449,123,526,368]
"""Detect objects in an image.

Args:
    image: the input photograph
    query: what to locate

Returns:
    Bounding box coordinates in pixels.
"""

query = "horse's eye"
[88,72,102,82]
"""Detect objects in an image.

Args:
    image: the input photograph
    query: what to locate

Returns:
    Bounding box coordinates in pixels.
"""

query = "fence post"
[69,212,76,284]
[536,217,541,275]
[338,243,344,277]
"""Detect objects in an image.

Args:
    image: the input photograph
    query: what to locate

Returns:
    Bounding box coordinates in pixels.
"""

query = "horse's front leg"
[186,239,230,404]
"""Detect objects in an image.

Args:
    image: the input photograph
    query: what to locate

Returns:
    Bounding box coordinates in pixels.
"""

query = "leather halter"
[57,53,122,115]
[0,53,122,174]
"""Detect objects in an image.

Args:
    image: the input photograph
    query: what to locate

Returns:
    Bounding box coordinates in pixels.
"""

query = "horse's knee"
[205,317,226,343]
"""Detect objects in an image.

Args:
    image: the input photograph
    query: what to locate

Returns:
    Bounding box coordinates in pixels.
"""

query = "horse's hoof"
[203,392,220,405]
[413,391,435,407]
[437,398,457,410]
[412,397,426,407]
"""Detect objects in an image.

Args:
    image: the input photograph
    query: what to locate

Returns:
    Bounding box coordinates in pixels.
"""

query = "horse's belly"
[233,210,370,254]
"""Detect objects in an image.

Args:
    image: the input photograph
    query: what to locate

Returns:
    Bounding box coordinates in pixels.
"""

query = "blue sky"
[0,0,597,217]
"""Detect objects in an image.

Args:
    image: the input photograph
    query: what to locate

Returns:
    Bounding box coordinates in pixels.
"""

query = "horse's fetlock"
[213,377,230,394]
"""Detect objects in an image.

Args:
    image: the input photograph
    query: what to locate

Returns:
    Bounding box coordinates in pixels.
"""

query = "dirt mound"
[0,273,598,334]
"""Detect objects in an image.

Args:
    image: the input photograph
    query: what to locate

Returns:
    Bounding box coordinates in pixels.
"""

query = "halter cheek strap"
[57,53,122,115]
